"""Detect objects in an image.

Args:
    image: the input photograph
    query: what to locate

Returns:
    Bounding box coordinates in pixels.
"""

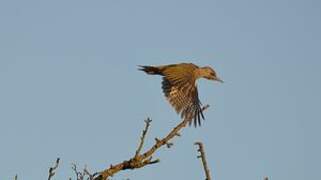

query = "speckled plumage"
[139,63,222,127]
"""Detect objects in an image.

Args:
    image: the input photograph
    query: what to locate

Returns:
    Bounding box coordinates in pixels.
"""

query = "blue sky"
[0,0,320,179]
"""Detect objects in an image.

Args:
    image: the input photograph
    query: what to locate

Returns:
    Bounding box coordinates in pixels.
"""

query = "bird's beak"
[214,77,224,83]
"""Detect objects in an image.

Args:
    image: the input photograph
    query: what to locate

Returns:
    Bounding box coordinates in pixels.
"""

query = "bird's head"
[199,66,223,83]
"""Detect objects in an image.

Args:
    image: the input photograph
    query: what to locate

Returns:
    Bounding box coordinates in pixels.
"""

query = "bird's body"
[139,63,222,127]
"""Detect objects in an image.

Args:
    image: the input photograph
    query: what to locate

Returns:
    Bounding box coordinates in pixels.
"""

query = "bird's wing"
[162,77,204,127]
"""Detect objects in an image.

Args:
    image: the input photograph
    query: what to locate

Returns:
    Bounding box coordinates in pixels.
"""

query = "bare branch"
[83,165,96,180]
[94,105,210,180]
[71,163,98,180]
[135,118,152,158]
[72,163,85,180]
[195,142,212,180]
[48,158,60,180]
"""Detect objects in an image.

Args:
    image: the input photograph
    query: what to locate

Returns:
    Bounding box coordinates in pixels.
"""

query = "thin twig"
[48,158,60,180]
[94,105,210,180]
[84,165,95,180]
[71,163,97,180]
[135,118,152,158]
[72,163,85,180]
[195,142,212,180]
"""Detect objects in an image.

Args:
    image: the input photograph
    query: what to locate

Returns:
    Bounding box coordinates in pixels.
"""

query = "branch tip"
[135,118,152,158]
[48,158,60,180]
[195,142,212,180]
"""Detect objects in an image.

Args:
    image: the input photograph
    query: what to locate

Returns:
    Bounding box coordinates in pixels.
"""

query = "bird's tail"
[138,65,163,75]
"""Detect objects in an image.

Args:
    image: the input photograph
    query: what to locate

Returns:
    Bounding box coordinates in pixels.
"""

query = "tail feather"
[138,65,162,75]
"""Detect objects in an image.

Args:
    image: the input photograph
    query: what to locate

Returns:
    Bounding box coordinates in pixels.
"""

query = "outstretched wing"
[162,77,204,126]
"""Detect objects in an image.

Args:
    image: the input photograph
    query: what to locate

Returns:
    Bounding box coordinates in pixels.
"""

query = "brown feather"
[141,63,206,127]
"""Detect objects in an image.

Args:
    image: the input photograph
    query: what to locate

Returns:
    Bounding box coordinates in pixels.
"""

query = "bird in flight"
[139,63,223,127]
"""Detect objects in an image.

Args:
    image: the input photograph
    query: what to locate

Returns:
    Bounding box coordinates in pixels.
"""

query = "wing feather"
[162,77,204,126]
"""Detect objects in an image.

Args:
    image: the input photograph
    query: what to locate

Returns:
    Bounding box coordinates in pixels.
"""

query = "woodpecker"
[139,63,223,127]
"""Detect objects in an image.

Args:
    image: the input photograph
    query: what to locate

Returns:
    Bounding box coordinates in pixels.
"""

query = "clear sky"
[0,0,320,179]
